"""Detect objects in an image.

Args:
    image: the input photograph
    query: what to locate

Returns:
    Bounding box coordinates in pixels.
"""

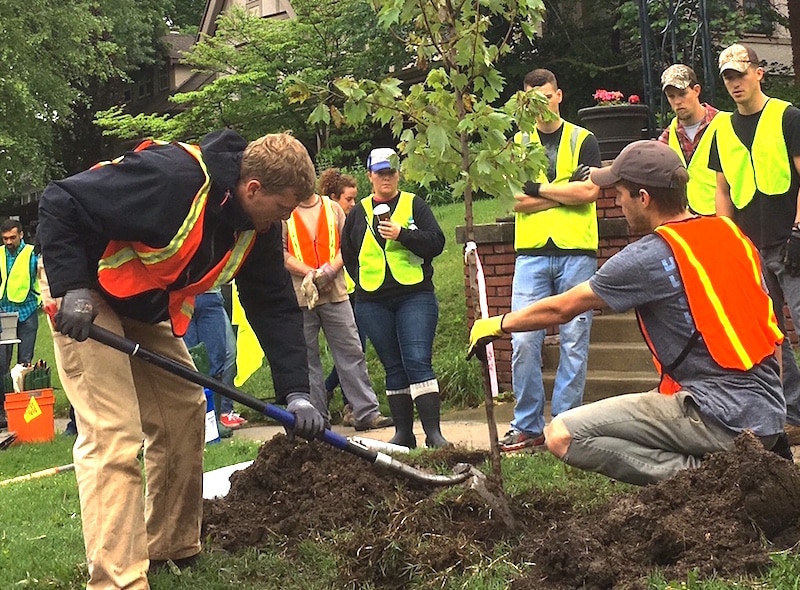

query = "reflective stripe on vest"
[513,122,598,251]
[667,115,720,216]
[358,192,424,292]
[642,217,782,393]
[96,140,256,336]
[715,99,791,209]
[286,195,338,266]
[0,244,35,303]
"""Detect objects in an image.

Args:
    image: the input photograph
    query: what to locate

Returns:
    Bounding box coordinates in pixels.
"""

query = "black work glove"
[522,181,541,197]
[569,164,591,182]
[286,393,326,439]
[55,288,97,341]
[783,227,800,277]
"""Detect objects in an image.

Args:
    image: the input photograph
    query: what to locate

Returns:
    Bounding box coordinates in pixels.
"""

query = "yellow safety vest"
[0,244,36,303]
[715,99,792,209]
[667,114,721,216]
[358,192,424,292]
[513,122,598,251]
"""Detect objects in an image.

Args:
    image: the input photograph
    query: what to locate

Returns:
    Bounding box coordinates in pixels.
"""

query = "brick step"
[543,341,655,373]
[543,370,660,403]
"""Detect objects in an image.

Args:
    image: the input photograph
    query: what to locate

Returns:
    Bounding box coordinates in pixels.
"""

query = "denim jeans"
[510,254,595,436]
[761,244,800,425]
[2,310,39,371]
[356,291,438,392]
[183,290,234,414]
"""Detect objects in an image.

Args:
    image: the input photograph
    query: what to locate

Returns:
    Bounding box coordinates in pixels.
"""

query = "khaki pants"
[42,272,204,590]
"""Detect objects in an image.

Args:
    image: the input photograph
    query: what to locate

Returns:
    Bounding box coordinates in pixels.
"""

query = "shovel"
[51,313,471,487]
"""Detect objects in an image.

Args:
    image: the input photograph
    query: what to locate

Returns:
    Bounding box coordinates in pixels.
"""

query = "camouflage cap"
[661,64,698,91]
[718,43,760,74]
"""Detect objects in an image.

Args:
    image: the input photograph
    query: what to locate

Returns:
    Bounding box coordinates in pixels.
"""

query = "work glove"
[569,164,591,182]
[286,393,326,439]
[55,288,97,341]
[313,262,337,293]
[466,314,507,361]
[522,181,541,197]
[783,227,800,277]
[300,271,320,309]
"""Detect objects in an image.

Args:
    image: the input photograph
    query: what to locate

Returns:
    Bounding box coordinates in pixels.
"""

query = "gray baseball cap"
[590,140,689,189]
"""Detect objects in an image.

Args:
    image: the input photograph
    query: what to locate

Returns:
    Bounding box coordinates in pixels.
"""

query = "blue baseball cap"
[367,148,398,172]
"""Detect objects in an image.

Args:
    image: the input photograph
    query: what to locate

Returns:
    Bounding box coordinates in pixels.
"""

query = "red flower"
[592,89,642,106]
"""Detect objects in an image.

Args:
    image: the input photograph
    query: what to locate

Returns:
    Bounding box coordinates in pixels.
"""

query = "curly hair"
[318,168,357,199]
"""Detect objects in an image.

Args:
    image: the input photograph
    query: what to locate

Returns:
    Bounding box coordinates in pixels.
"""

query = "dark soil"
[203,434,800,589]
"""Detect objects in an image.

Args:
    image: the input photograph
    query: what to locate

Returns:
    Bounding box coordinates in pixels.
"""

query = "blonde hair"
[241,133,316,200]
[318,167,357,200]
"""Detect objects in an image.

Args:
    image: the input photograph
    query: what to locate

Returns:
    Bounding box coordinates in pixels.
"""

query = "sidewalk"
[233,401,523,449]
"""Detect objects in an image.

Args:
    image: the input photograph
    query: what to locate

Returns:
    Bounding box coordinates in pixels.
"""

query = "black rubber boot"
[387,394,416,449]
[414,392,451,448]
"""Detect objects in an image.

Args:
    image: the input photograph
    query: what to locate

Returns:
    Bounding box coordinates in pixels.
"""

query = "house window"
[158,67,170,92]
[742,0,775,35]
[138,71,154,99]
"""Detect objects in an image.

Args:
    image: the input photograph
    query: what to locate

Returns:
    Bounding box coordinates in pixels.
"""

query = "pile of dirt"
[203,434,800,589]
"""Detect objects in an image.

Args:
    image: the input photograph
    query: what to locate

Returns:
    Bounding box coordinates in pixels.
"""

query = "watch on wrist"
[792,223,800,232]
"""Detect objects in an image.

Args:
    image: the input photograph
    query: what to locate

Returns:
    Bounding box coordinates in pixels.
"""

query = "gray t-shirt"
[589,234,785,436]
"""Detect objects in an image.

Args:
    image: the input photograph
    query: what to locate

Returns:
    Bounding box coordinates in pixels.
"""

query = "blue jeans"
[356,291,438,392]
[183,291,235,414]
[761,244,800,425]
[511,254,595,436]
[2,310,39,371]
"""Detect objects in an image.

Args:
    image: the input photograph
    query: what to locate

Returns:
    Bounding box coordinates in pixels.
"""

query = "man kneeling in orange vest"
[469,140,787,485]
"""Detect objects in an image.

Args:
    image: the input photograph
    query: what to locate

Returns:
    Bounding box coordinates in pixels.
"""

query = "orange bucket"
[3,388,55,443]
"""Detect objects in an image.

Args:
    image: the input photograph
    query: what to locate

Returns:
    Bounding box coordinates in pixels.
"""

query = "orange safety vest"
[95,139,256,336]
[639,216,782,394]
[285,195,339,266]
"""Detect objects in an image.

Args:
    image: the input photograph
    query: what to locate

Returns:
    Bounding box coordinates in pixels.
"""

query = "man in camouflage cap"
[657,64,724,215]
[709,42,800,446]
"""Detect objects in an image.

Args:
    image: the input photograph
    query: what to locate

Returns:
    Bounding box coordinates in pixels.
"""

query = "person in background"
[319,168,363,425]
[0,219,40,373]
[183,287,246,431]
[37,130,325,589]
[657,64,723,216]
[283,177,393,432]
[469,140,786,485]
[504,68,602,452]
[341,147,450,448]
[709,42,800,446]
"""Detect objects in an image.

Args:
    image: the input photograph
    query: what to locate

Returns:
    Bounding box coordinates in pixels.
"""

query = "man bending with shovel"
[469,140,786,486]
[37,130,326,589]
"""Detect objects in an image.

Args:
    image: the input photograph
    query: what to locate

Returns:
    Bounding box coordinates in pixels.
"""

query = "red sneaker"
[219,412,248,429]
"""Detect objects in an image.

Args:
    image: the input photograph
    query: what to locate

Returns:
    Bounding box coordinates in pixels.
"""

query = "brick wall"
[456,186,794,392]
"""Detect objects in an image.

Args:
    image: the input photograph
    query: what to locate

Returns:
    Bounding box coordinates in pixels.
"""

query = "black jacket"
[37,129,309,400]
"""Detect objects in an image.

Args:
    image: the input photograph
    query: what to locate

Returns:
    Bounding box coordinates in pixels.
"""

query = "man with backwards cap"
[469,140,785,485]
[657,63,724,216]
[709,42,800,445]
